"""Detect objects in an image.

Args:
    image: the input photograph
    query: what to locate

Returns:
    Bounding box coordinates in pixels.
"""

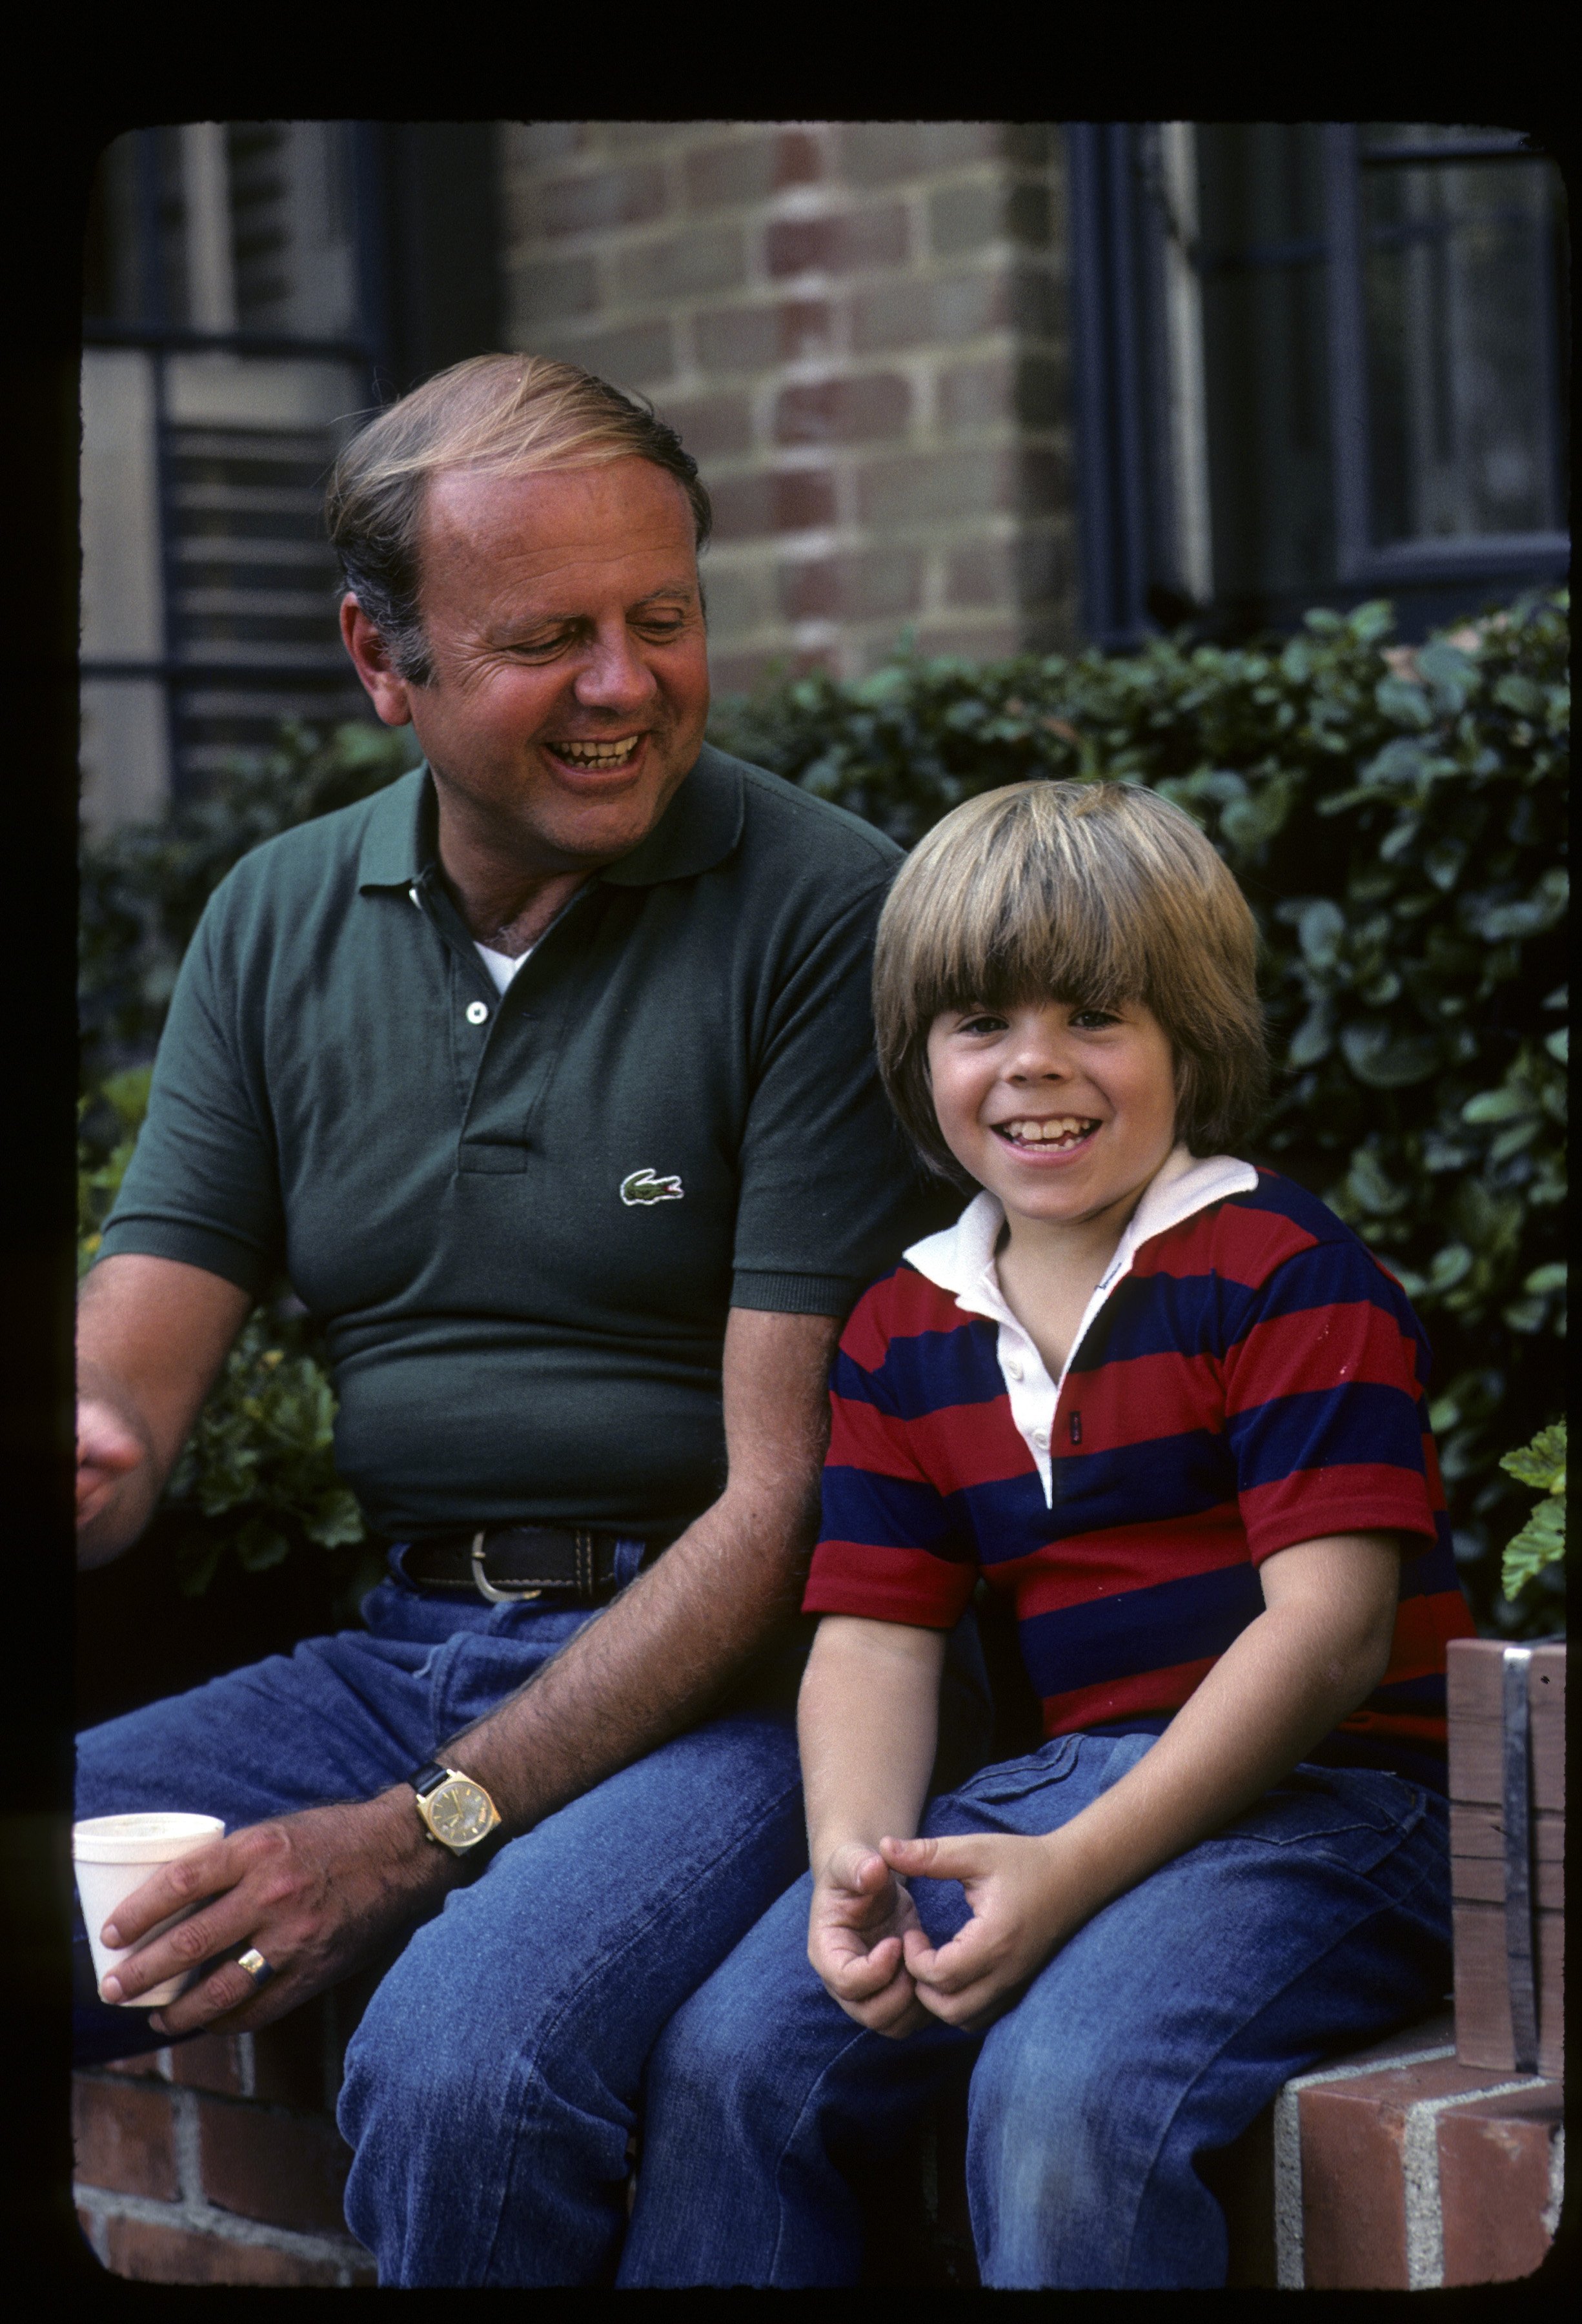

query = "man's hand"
[93,1792,460,2035]
[884,1830,1078,2032]
[808,1840,931,2038]
[77,1256,252,1567]
[76,1393,150,1534]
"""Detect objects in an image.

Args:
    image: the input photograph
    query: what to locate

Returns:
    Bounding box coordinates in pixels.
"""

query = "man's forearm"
[423,1306,842,1835]
[429,1491,809,1828]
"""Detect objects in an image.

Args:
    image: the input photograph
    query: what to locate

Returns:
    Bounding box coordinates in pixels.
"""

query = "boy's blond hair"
[873,779,1267,1174]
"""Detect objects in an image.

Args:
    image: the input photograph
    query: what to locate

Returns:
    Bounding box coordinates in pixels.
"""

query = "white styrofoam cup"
[73,1812,226,2007]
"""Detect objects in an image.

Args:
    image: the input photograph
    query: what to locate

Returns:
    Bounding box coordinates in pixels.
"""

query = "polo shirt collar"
[354,746,744,895]
[905,1146,1259,1318]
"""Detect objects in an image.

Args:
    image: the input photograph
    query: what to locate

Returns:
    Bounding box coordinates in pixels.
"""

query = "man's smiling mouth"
[547,735,644,769]
[993,1116,1099,1149]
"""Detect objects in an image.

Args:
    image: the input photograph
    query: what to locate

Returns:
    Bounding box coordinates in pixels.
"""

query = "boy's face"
[926,997,1179,1235]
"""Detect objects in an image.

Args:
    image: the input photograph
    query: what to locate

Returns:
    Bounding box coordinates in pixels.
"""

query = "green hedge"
[79,592,1568,1632]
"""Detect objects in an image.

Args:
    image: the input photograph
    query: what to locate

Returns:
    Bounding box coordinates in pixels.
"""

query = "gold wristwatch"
[409,1762,503,1855]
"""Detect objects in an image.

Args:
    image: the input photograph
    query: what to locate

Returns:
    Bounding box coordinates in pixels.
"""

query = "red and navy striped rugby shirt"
[804,1154,1474,1783]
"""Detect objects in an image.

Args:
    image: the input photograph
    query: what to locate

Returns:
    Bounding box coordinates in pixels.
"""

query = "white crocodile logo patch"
[620,1167,685,1207]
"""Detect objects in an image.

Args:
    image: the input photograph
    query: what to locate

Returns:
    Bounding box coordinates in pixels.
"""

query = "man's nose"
[572,626,660,713]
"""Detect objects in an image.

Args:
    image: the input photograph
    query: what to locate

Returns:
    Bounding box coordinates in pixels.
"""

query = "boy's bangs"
[918,850,1146,1024]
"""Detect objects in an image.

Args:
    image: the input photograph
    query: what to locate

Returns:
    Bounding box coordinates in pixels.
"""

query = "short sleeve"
[96,893,285,1296]
[802,1287,980,1629]
[1223,1238,1439,1564]
[730,886,946,1316]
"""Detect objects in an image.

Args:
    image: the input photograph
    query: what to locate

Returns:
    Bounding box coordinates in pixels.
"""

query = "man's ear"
[340,595,416,729]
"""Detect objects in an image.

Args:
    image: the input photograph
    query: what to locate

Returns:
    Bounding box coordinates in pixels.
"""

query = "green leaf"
[1523,1264,1568,1296]
[1501,1496,1567,1599]
[1339,1023,1441,1088]
[1296,899,1346,970]
[1500,1422,1566,1495]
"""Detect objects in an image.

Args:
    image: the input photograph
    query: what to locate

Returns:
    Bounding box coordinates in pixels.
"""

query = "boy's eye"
[957,1012,1008,1035]
[1070,1006,1120,1030]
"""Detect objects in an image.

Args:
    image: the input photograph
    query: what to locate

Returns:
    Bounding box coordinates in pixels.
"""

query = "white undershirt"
[473,941,533,994]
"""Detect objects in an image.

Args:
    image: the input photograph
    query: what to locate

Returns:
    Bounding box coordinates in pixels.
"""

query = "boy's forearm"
[1037,1542,1400,1932]
[799,1616,948,1876]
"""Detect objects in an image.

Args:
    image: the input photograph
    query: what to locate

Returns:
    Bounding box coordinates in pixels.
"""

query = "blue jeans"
[74,1571,992,2285]
[619,1731,1454,2289]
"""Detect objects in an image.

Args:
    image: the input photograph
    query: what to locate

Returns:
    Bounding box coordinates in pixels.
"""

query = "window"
[80,124,502,822]
[1067,122,1569,646]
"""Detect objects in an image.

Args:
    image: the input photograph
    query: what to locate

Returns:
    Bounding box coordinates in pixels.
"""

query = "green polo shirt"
[99,744,944,1543]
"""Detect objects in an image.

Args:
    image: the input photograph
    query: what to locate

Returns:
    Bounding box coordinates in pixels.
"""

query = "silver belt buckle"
[470,1530,543,1604]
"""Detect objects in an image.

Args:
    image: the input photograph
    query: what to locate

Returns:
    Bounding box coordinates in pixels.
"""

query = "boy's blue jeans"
[618,1730,1454,2290]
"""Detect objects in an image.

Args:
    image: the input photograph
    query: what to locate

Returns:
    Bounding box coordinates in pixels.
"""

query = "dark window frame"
[1067,120,1571,647]
[1321,122,1570,588]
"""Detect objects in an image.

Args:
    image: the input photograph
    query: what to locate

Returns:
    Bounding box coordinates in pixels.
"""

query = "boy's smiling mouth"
[993,1115,1100,1150]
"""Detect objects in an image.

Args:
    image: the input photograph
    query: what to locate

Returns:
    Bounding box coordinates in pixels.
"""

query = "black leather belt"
[396,1525,649,1605]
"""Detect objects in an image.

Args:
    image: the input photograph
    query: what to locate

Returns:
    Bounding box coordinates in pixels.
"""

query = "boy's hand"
[808,1841,933,2038]
[882,1830,1077,2030]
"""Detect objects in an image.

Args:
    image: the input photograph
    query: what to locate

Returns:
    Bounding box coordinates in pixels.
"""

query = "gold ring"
[236,1948,275,1987]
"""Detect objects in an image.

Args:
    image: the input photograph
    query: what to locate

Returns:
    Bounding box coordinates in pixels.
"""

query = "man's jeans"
[74,1571,991,2285]
[74,1568,818,2286]
[619,1731,1454,2290]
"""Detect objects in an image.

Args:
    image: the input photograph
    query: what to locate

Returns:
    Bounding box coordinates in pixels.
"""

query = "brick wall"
[499,121,1077,691]
[71,1989,376,2285]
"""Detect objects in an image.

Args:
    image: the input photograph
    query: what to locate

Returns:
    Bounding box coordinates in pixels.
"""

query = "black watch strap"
[409,1762,452,1799]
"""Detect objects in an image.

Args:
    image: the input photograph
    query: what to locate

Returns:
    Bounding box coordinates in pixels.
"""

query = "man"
[74,355,958,2285]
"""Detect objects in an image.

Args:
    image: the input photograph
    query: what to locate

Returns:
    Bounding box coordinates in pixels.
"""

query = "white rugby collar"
[902,1147,1259,1505]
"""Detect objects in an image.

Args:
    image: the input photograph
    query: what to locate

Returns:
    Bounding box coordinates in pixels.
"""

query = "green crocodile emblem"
[620,1167,685,1207]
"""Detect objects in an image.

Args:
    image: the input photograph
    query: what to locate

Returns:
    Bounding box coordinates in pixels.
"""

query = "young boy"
[620,780,1473,2290]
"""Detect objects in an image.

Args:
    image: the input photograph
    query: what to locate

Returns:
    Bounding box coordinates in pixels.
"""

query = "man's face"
[347,456,711,873]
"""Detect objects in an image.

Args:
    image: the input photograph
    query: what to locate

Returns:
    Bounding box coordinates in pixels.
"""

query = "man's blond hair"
[873,779,1268,1174]
[325,354,711,682]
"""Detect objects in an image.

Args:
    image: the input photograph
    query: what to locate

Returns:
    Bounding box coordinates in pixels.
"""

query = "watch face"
[427,1778,498,1849]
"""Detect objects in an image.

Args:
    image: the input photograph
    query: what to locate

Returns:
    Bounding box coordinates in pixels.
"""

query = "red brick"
[707,467,838,544]
[684,135,782,213]
[512,253,600,325]
[520,318,676,391]
[105,2048,169,2079]
[168,2034,246,2097]
[535,164,667,239]
[838,121,1001,187]
[852,271,1008,354]
[766,205,909,280]
[857,447,1013,529]
[197,2097,352,2236]
[774,130,824,187]
[613,225,745,305]
[656,390,752,460]
[72,2074,179,2201]
[772,467,838,532]
[779,547,923,623]
[100,2214,372,2285]
[775,373,910,448]
[709,644,831,697]
[1438,2086,1562,2285]
[945,542,1013,609]
[1298,2055,1514,2290]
